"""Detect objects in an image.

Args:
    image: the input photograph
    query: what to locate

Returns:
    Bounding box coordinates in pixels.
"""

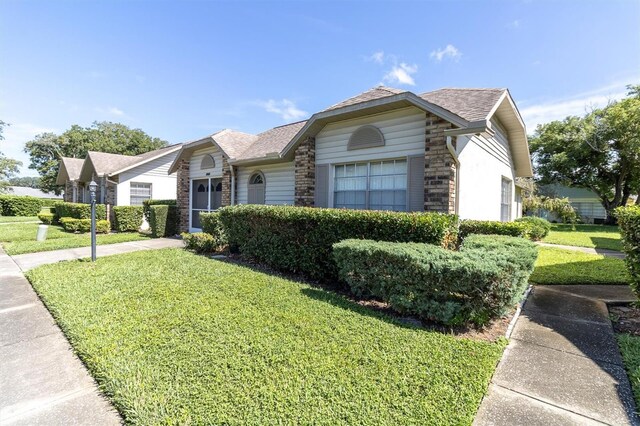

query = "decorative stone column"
[64,181,74,202]
[294,136,316,207]
[105,180,117,222]
[221,158,232,207]
[176,159,190,233]
[424,114,456,214]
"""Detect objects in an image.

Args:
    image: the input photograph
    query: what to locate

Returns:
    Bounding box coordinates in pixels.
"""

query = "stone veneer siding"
[221,157,232,207]
[294,136,315,207]
[105,179,117,222]
[64,181,74,202]
[176,159,190,233]
[424,114,456,214]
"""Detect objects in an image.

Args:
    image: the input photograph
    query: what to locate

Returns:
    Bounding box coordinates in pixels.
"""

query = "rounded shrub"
[182,232,220,254]
[515,216,551,241]
[38,213,54,224]
[113,206,144,232]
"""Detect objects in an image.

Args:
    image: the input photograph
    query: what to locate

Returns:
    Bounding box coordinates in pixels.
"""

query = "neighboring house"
[7,186,63,199]
[56,145,182,218]
[169,86,533,232]
[539,184,608,223]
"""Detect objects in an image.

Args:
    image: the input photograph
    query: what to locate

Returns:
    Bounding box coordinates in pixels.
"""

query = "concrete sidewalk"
[0,247,121,425]
[536,241,626,259]
[11,237,184,271]
[475,285,639,425]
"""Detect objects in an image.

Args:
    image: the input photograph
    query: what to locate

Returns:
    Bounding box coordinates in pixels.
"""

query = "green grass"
[0,222,150,255]
[617,333,640,408]
[0,216,39,223]
[529,246,631,285]
[543,224,622,251]
[26,249,505,425]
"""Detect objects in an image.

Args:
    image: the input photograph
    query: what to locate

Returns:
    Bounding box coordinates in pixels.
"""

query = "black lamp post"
[89,180,97,262]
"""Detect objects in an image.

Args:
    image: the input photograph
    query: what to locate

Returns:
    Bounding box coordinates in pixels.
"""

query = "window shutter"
[407,155,425,212]
[315,164,329,207]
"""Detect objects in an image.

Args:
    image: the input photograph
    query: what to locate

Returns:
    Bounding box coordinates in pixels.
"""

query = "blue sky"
[1,0,638,176]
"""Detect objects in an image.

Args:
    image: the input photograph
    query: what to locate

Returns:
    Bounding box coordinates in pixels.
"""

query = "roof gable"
[55,157,85,185]
[419,88,507,122]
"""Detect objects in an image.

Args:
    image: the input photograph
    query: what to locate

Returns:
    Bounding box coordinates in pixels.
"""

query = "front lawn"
[542,224,622,251]
[617,333,640,408]
[529,246,631,285]
[0,215,39,223]
[0,222,150,255]
[27,249,505,425]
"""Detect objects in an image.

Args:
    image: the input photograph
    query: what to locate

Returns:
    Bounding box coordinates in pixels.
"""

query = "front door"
[190,177,223,229]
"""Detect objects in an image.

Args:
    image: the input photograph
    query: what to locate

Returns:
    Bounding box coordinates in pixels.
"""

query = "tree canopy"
[8,176,41,188]
[530,85,640,219]
[0,120,23,193]
[24,121,168,194]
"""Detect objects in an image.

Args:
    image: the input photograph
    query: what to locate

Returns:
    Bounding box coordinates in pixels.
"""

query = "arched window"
[248,172,265,204]
[348,125,385,150]
[200,154,215,170]
[197,183,206,192]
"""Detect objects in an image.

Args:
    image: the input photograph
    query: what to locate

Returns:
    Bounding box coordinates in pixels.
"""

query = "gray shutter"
[407,155,425,212]
[314,164,329,208]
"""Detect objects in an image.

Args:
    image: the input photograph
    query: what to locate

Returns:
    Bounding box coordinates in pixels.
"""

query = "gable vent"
[201,154,215,170]
[348,125,385,150]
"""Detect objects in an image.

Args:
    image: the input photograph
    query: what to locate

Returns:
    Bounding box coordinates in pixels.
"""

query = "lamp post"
[89,180,97,262]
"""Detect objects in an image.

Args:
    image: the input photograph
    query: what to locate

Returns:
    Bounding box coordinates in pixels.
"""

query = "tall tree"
[530,85,640,220]
[0,120,23,193]
[8,176,41,188]
[25,121,168,194]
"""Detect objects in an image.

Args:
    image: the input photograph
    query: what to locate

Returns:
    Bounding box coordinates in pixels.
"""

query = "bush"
[0,195,44,216]
[113,206,143,232]
[38,213,54,225]
[54,202,107,222]
[524,195,578,224]
[515,216,551,241]
[199,212,227,247]
[60,217,110,233]
[143,199,176,222]
[182,232,220,254]
[218,205,458,280]
[616,206,640,298]
[333,235,537,325]
[149,205,178,238]
[459,220,526,239]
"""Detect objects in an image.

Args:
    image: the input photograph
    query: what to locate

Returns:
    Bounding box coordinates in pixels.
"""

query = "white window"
[201,154,215,170]
[501,178,512,222]
[334,159,407,211]
[130,182,152,206]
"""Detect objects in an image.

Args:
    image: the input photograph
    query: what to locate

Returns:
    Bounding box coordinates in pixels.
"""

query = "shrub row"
[199,212,227,247]
[0,195,44,216]
[38,213,54,224]
[113,206,143,232]
[182,232,221,254]
[616,206,640,298]
[218,205,458,280]
[143,199,176,222]
[333,235,538,325]
[149,205,178,237]
[59,217,110,233]
[54,202,107,222]
[459,217,550,241]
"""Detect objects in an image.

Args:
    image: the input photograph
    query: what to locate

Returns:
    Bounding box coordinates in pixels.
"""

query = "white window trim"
[501,176,512,222]
[130,182,152,206]
[330,157,408,211]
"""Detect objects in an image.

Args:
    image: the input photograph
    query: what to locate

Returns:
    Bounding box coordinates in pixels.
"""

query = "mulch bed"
[212,252,513,342]
[611,305,640,336]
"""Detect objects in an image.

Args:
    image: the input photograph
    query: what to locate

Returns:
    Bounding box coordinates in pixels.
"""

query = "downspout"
[446,136,460,216]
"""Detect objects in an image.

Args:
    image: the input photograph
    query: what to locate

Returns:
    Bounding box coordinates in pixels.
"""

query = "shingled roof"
[420,88,506,122]
[323,86,407,111]
[55,157,85,185]
[234,121,307,161]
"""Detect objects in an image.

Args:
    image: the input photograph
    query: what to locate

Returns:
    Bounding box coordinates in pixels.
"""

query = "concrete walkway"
[0,247,121,425]
[11,237,184,271]
[536,241,626,259]
[475,285,639,426]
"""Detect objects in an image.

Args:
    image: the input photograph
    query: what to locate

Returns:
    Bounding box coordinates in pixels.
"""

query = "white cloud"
[107,107,125,116]
[519,81,634,132]
[258,99,307,121]
[383,63,418,86]
[430,44,462,62]
[507,19,521,29]
[369,51,385,64]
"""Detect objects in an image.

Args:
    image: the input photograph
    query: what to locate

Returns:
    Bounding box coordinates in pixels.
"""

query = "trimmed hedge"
[333,235,537,325]
[143,199,176,222]
[199,212,228,248]
[59,217,110,233]
[38,213,54,224]
[218,205,458,280]
[54,202,107,222]
[616,206,640,298]
[113,206,144,232]
[459,220,525,239]
[0,195,44,216]
[182,232,220,254]
[149,205,178,238]
[515,216,551,241]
